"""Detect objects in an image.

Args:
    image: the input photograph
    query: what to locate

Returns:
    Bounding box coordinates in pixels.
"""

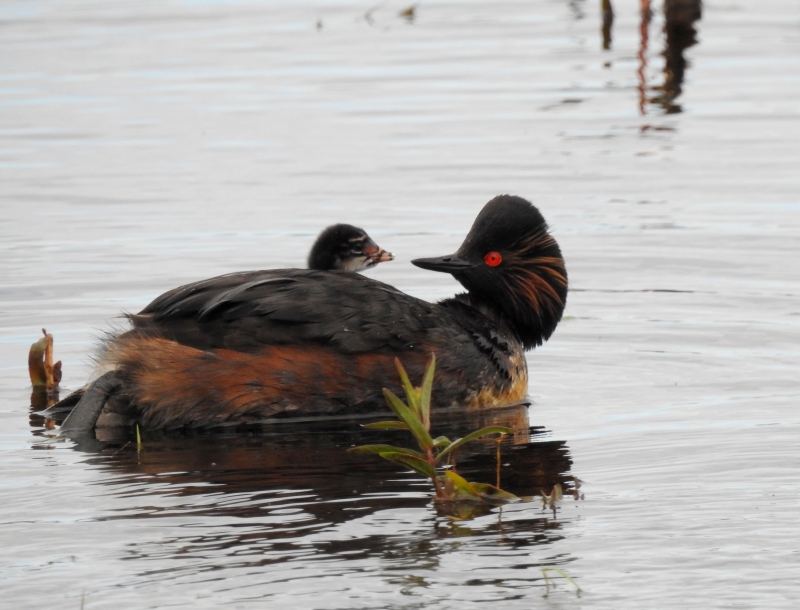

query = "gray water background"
[1,0,799,608]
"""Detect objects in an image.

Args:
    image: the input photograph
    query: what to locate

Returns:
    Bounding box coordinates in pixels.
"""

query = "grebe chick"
[60,195,567,435]
[308,224,393,271]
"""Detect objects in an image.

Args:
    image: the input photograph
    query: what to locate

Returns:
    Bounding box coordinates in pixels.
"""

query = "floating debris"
[398,4,417,23]
[365,3,418,28]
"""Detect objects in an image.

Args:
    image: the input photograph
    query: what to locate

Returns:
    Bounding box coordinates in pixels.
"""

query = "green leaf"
[469,482,519,503]
[394,358,421,417]
[432,435,451,448]
[347,444,425,460]
[541,567,581,592]
[436,426,513,462]
[442,474,456,496]
[419,354,436,429]
[380,452,436,479]
[361,421,410,430]
[444,470,480,499]
[383,389,434,449]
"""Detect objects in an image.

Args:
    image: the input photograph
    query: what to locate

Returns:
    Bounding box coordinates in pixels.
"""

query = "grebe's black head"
[308,224,394,272]
[412,195,568,349]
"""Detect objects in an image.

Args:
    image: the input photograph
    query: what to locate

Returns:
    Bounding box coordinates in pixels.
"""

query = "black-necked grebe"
[60,195,567,434]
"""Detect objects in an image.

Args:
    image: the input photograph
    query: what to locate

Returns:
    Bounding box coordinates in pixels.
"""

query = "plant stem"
[541,567,581,592]
[495,436,503,488]
[426,446,446,499]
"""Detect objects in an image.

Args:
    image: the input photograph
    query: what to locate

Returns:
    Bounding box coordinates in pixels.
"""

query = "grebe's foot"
[59,371,121,439]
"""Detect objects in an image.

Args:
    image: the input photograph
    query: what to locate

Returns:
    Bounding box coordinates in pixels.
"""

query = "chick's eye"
[484,251,503,267]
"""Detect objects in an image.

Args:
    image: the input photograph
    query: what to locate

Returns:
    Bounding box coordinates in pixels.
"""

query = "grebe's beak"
[364,245,394,265]
[411,254,475,272]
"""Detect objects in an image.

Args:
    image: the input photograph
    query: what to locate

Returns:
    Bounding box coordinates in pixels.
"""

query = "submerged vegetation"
[349,355,519,505]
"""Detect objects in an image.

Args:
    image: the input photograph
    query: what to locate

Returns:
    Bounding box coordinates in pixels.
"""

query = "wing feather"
[131,269,458,354]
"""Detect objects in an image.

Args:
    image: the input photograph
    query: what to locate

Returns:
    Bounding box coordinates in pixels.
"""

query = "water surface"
[1,0,799,608]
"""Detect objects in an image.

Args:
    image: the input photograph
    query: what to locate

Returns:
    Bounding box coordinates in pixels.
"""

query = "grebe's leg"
[60,371,121,438]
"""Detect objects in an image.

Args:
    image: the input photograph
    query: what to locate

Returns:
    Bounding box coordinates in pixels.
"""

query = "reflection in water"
[30,386,59,411]
[636,0,702,114]
[601,0,614,50]
[656,0,702,113]
[638,0,653,115]
[568,0,587,20]
[37,407,575,577]
[30,387,61,430]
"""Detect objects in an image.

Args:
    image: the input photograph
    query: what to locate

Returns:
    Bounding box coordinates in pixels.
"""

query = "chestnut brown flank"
[108,336,437,428]
[102,334,530,429]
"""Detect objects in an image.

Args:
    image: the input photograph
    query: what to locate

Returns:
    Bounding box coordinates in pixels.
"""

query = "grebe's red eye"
[484,251,503,267]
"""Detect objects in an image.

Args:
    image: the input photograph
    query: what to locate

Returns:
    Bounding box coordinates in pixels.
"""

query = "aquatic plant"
[541,482,563,508]
[541,566,581,595]
[28,328,62,389]
[540,482,564,518]
[29,329,63,411]
[349,355,518,504]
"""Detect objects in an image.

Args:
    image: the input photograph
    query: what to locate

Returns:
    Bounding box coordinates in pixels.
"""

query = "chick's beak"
[364,244,394,265]
[411,254,475,273]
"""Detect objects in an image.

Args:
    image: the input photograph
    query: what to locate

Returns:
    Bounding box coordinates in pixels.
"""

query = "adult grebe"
[60,195,567,434]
